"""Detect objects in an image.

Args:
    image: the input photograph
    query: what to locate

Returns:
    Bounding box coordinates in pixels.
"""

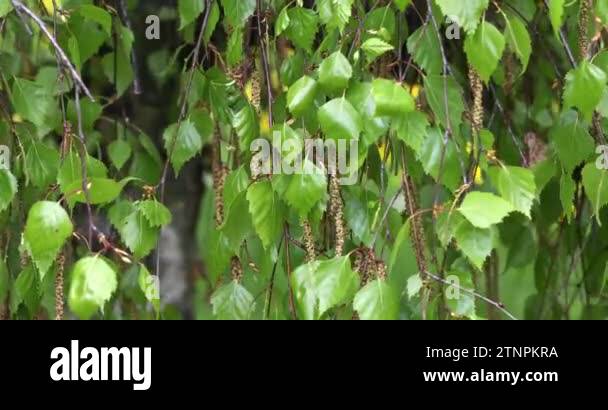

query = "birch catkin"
[302,219,316,262]
[55,252,66,320]
[578,0,592,60]
[329,174,346,257]
[212,133,227,227]
[468,66,483,137]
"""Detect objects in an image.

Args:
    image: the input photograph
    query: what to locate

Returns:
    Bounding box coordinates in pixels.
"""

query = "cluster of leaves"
[0,0,608,320]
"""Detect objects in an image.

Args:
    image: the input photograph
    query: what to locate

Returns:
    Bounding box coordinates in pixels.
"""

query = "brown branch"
[116,0,142,94]
[424,270,518,320]
[11,0,94,101]
[74,86,97,246]
[155,0,212,277]
[159,0,212,188]
[256,0,273,126]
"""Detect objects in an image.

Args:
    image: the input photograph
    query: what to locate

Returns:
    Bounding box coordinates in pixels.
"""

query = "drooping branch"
[424,270,518,320]
[256,0,273,126]
[154,0,213,280]
[74,86,97,246]
[11,0,95,101]
[116,0,142,94]
[159,0,213,188]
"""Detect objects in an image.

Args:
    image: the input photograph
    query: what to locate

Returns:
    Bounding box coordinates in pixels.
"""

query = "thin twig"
[424,270,518,320]
[542,0,576,68]
[257,0,273,126]
[156,0,212,277]
[159,0,212,188]
[74,86,97,246]
[11,0,94,101]
[116,0,142,94]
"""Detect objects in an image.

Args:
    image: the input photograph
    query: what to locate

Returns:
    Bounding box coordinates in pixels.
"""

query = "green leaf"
[64,177,130,207]
[178,0,205,30]
[163,119,203,175]
[563,61,607,120]
[504,15,532,73]
[417,127,462,192]
[318,97,363,140]
[57,151,108,194]
[67,99,103,132]
[371,78,415,117]
[138,264,160,313]
[343,187,374,245]
[560,171,576,221]
[582,164,608,225]
[318,51,352,94]
[452,213,494,270]
[223,165,250,209]
[393,0,411,12]
[347,82,390,143]
[598,0,608,25]
[204,1,221,43]
[407,275,423,299]
[549,0,565,36]
[273,161,327,218]
[221,0,255,28]
[275,6,291,36]
[407,25,442,74]
[285,7,319,51]
[361,37,394,63]
[464,21,506,83]
[489,166,537,218]
[190,109,215,145]
[317,0,354,33]
[138,200,172,228]
[24,201,73,279]
[12,265,39,314]
[393,110,429,153]
[118,209,159,259]
[0,168,17,213]
[423,74,465,133]
[246,180,284,250]
[291,256,360,320]
[435,0,489,34]
[67,16,108,69]
[25,141,60,188]
[77,5,112,36]
[226,28,244,67]
[0,2,13,17]
[68,256,117,320]
[220,191,253,252]
[458,192,514,229]
[211,280,256,320]
[287,76,318,116]
[11,78,57,130]
[108,139,132,170]
[231,103,259,149]
[363,6,396,43]
[102,50,134,97]
[549,110,595,173]
[353,278,400,320]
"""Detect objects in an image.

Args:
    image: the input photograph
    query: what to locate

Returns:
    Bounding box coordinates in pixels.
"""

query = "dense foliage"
[1,0,608,320]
